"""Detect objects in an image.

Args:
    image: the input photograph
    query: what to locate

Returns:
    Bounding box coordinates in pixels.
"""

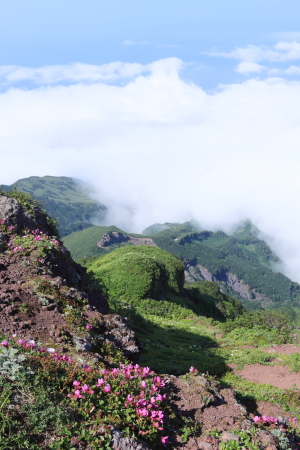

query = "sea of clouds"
[1,54,300,281]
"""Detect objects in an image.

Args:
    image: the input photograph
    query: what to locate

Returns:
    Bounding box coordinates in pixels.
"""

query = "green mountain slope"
[63,220,300,313]
[150,222,300,309]
[63,225,126,260]
[0,176,106,236]
[83,245,244,373]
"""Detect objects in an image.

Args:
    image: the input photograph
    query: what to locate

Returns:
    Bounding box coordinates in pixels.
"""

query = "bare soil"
[229,363,300,389]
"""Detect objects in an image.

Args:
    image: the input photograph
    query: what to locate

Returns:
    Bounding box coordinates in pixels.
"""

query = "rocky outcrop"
[102,314,142,363]
[0,195,141,362]
[0,196,52,235]
[162,373,249,449]
[97,232,157,248]
[185,263,271,303]
[111,429,151,450]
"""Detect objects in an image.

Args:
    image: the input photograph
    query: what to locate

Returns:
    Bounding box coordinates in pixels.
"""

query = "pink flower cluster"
[67,380,95,399]
[253,415,277,424]
[288,417,298,425]
[66,363,169,443]
[15,338,73,362]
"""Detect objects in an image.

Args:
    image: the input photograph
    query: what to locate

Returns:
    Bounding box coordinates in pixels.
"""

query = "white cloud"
[1,59,300,282]
[0,61,157,85]
[208,41,300,75]
[236,62,266,74]
[285,65,300,75]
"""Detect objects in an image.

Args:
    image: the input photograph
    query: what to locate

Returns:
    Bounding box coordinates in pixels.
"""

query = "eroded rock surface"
[97,232,157,248]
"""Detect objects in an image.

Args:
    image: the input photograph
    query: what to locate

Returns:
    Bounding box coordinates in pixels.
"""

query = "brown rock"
[197,441,213,449]
[257,430,279,446]
[221,431,239,442]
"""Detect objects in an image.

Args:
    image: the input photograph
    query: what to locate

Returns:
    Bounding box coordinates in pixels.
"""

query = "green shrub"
[221,310,291,344]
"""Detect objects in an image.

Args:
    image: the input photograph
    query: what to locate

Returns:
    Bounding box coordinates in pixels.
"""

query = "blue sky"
[1,1,300,281]
[1,0,300,88]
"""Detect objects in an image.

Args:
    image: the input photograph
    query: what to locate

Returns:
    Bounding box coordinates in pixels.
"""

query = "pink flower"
[153,376,165,387]
[1,341,8,347]
[141,380,147,388]
[136,398,147,407]
[137,408,148,417]
[161,436,169,446]
[74,390,82,399]
[86,324,93,331]
[189,366,195,372]
[142,367,151,376]
[127,394,134,404]
[104,384,111,393]
[253,416,262,423]
[96,378,104,386]
[73,380,81,388]
[17,339,26,345]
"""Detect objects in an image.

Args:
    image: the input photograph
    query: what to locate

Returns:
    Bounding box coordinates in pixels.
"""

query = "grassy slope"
[0,176,106,236]
[64,220,300,311]
[83,246,245,374]
[62,225,123,260]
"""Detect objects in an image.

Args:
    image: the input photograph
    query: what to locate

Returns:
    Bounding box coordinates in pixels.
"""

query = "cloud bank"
[1,56,300,281]
[208,41,300,75]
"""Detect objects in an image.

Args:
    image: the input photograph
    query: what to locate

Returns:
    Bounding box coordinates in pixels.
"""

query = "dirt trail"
[230,363,300,389]
[263,344,300,355]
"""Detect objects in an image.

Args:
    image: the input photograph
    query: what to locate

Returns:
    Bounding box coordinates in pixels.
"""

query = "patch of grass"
[220,310,291,345]
[221,348,275,370]
[283,352,300,372]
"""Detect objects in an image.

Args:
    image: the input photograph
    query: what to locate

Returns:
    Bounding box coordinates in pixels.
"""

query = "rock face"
[185,262,271,304]
[102,314,142,363]
[0,196,51,234]
[97,232,157,248]
[0,195,141,362]
[111,429,151,450]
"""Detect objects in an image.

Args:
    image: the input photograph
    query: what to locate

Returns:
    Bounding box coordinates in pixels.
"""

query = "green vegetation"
[85,245,185,301]
[81,246,245,374]
[0,176,106,237]
[62,219,300,317]
[221,310,291,344]
[63,225,125,260]
[149,222,300,314]
[0,341,168,449]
